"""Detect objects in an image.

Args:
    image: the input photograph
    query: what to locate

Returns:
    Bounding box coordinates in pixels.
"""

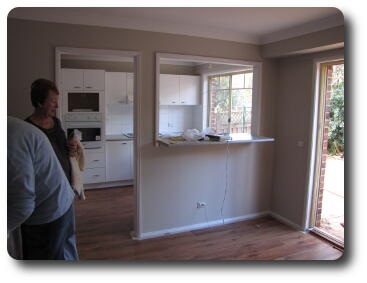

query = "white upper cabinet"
[105,72,134,105]
[105,72,127,104]
[159,74,200,105]
[160,74,180,105]
[61,68,105,91]
[84,69,105,91]
[179,75,200,105]
[126,72,134,104]
[61,69,83,90]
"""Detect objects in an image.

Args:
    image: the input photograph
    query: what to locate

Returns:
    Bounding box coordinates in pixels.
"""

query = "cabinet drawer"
[82,168,106,184]
[85,152,106,168]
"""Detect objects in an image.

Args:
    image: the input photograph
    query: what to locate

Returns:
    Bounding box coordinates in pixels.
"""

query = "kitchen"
[59,51,263,191]
[58,51,136,190]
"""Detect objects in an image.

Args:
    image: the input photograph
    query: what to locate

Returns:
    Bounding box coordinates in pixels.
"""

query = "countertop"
[105,134,134,141]
[157,133,274,147]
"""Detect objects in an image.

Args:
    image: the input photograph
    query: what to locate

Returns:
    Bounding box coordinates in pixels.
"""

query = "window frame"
[155,53,262,144]
[207,70,254,134]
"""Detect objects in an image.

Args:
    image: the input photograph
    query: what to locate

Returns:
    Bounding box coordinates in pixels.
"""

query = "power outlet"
[197,202,207,208]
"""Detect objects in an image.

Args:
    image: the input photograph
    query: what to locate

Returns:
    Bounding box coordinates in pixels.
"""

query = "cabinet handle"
[181,101,186,103]
[74,86,81,89]
[93,174,100,177]
[172,101,176,104]
[121,142,127,145]
[85,86,92,89]
[92,159,100,162]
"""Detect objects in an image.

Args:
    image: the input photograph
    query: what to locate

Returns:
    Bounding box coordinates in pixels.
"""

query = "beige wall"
[61,60,197,75]
[271,48,344,227]
[61,59,134,72]
[261,26,344,58]
[160,64,199,75]
[8,18,275,235]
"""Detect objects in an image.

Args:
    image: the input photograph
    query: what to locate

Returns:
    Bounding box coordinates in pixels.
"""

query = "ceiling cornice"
[8,8,343,45]
[259,14,344,44]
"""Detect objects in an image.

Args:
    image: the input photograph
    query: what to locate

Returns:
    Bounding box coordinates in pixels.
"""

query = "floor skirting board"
[268,211,303,231]
[84,180,133,190]
[132,211,304,240]
[132,211,270,240]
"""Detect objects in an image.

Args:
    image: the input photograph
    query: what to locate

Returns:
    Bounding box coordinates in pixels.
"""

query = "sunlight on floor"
[320,156,344,241]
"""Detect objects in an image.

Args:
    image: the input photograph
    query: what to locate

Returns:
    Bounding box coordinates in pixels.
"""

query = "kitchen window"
[208,71,253,134]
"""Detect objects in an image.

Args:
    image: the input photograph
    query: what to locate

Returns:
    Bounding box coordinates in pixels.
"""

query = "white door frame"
[55,47,142,237]
[302,54,344,231]
[155,52,262,146]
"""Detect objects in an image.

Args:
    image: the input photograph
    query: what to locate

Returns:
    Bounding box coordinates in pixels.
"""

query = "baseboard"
[133,211,270,240]
[268,211,303,231]
[84,180,133,190]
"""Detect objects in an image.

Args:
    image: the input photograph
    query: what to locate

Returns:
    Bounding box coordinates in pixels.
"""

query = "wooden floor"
[75,186,343,260]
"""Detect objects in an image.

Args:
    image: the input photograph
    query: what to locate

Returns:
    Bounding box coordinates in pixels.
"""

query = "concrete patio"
[319,155,344,241]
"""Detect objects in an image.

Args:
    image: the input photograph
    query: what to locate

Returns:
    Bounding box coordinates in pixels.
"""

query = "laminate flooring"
[75,186,343,260]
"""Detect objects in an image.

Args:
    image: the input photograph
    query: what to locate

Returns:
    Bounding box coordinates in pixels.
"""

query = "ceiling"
[8,7,344,44]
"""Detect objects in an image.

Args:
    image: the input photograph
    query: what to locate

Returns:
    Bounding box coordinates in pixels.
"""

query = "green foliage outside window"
[328,81,344,155]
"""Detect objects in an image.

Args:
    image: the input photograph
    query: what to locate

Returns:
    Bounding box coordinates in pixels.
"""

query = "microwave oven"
[63,91,105,114]
[65,122,103,149]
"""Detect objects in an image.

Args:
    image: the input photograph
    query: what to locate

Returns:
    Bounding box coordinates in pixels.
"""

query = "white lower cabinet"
[83,168,106,184]
[106,140,133,182]
[82,148,106,184]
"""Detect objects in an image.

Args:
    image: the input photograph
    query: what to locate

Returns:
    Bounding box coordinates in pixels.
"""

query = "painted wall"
[61,59,134,72]
[261,26,344,58]
[271,48,344,227]
[8,18,275,235]
[160,64,199,75]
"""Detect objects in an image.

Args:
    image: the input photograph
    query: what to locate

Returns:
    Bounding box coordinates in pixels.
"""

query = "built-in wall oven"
[65,122,103,149]
[62,91,104,115]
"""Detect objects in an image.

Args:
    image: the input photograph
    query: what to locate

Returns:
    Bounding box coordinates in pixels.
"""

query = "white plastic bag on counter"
[183,129,202,141]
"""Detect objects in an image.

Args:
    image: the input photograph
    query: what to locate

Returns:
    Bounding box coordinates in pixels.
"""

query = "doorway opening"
[55,47,142,241]
[309,59,344,246]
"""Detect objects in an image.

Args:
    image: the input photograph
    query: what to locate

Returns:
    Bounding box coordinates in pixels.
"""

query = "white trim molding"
[132,211,269,240]
[55,46,143,237]
[269,211,303,231]
[155,52,263,146]
[302,54,344,232]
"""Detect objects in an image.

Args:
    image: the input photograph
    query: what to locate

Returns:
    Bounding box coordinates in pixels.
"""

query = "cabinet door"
[179,75,200,105]
[126,72,134,104]
[160,74,180,105]
[105,72,126,104]
[84,69,105,91]
[106,141,132,182]
[61,69,83,90]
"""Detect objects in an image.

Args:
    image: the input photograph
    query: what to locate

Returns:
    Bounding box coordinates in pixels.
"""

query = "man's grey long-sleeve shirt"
[7,117,75,231]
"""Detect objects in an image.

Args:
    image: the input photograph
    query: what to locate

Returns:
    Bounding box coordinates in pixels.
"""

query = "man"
[7,117,78,260]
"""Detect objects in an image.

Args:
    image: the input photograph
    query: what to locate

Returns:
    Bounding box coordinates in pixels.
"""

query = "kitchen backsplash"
[106,104,133,135]
[159,105,201,135]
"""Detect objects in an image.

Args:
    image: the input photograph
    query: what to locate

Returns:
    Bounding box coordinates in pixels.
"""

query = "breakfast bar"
[157,133,274,147]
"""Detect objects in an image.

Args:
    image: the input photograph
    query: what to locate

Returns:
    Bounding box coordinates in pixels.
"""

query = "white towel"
[69,129,86,200]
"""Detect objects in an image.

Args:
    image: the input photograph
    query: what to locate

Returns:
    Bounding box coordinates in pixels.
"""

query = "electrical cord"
[220,140,230,225]
[204,205,211,229]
